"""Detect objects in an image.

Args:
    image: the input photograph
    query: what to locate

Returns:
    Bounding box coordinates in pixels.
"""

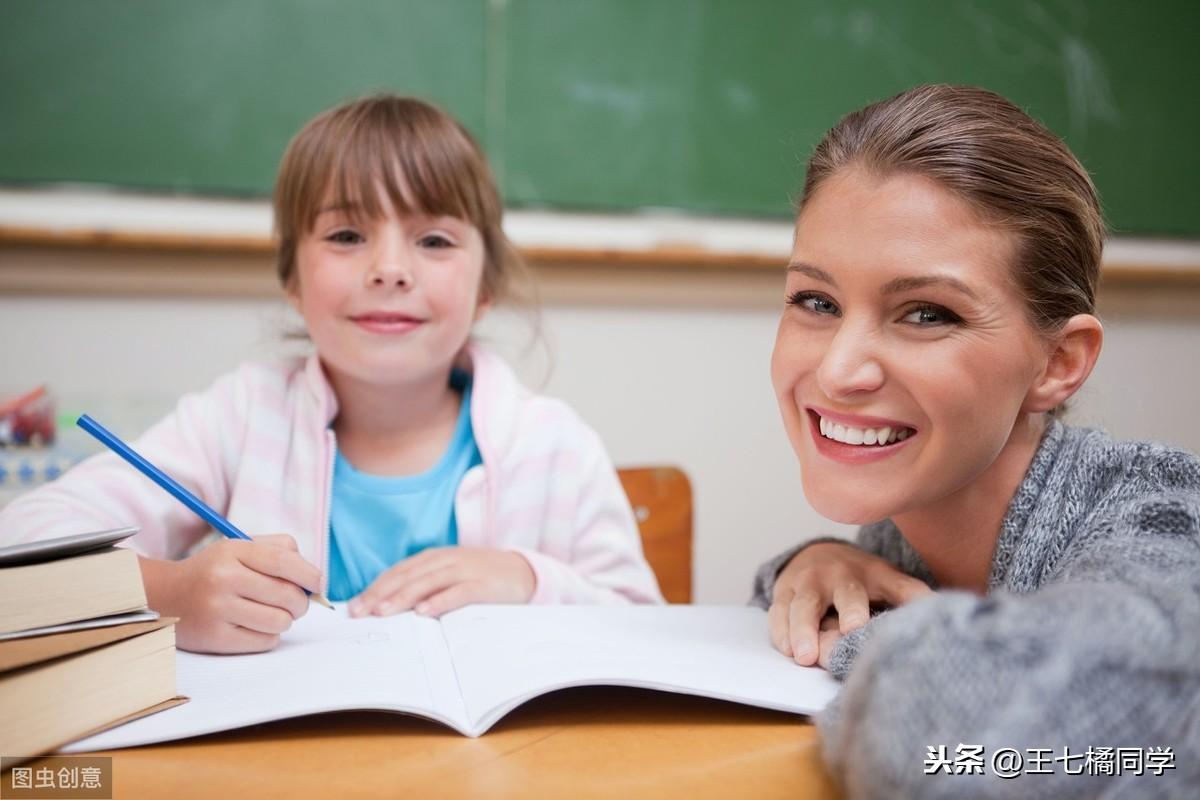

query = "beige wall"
[3,260,1199,601]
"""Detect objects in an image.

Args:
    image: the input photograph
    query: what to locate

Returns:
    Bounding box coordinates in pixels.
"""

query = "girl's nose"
[368,266,411,288]
[367,244,414,289]
[816,324,885,400]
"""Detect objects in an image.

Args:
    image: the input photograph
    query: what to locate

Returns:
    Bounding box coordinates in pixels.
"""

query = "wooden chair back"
[617,466,693,603]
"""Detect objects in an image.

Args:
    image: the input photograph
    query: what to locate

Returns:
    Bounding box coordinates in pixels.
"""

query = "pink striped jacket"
[0,346,664,605]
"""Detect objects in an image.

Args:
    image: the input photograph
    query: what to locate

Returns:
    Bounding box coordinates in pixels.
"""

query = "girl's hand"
[768,542,932,667]
[140,534,322,654]
[350,547,536,619]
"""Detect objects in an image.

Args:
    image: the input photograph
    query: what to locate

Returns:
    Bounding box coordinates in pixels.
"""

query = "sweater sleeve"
[0,367,253,560]
[520,418,665,606]
[818,490,1200,798]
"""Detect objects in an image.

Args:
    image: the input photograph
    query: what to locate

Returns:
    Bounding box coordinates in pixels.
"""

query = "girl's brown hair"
[799,84,1105,335]
[273,94,523,304]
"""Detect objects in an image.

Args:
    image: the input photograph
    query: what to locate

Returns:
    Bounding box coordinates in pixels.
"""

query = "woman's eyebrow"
[787,263,983,302]
[786,263,836,285]
[881,274,981,301]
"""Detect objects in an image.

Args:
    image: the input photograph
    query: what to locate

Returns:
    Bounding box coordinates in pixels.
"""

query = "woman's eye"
[419,234,454,249]
[901,304,962,326]
[326,229,363,245]
[786,291,840,316]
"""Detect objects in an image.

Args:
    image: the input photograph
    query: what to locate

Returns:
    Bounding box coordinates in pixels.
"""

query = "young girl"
[751,85,1199,795]
[1,95,663,653]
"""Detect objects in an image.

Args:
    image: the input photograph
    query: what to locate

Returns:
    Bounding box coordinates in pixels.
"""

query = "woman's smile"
[806,408,916,464]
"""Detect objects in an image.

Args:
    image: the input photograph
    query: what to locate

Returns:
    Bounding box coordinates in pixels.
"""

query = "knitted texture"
[752,422,1200,798]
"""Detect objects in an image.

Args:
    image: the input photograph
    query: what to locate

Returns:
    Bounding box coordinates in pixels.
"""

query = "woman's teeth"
[819,416,912,446]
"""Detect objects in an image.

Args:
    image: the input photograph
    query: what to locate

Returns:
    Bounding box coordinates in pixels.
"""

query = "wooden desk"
[76,688,841,799]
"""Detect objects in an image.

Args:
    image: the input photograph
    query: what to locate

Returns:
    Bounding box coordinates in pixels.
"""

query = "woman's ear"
[1023,314,1104,413]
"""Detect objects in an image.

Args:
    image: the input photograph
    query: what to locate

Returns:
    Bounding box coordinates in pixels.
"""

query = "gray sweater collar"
[886,419,1071,592]
[987,420,1069,592]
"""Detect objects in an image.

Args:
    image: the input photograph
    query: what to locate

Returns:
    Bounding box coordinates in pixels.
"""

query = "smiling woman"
[750,85,1200,796]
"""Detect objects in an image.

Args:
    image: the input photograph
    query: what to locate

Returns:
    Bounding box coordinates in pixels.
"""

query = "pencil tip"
[312,593,335,610]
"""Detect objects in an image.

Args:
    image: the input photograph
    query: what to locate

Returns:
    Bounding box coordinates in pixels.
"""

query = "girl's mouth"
[350,312,424,334]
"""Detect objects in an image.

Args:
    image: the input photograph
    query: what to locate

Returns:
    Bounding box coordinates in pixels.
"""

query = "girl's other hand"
[350,547,536,619]
[768,542,931,667]
[140,534,322,654]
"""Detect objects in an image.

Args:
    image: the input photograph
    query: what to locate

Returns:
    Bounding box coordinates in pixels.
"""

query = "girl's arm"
[0,368,251,559]
[818,490,1200,798]
[517,422,665,605]
[347,406,664,617]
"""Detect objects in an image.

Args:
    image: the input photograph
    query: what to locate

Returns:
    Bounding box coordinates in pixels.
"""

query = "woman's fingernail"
[415,602,430,615]
[375,602,393,615]
[349,601,362,617]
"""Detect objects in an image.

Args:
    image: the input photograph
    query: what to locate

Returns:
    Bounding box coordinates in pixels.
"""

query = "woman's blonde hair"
[273,94,523,304]
[800,84,1106,335]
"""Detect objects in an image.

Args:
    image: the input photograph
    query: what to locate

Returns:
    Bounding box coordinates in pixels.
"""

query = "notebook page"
[440,605,841,735]
[66,607,468,751]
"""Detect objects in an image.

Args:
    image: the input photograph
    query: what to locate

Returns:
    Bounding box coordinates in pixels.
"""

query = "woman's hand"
[350,547,536,619]
[768,542,932,667]
[139,534,322,654]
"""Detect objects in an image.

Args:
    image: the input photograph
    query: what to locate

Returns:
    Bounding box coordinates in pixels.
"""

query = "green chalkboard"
[0,0,488,194]
[2,0,1198,236]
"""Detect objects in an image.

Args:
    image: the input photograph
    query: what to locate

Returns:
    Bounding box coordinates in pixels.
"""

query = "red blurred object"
[0,385,55,447]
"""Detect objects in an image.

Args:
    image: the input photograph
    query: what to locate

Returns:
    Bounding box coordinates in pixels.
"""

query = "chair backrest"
[617,466,693,603]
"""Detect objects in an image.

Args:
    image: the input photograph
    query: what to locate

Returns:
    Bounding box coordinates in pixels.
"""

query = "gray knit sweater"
[751,422,1200,798]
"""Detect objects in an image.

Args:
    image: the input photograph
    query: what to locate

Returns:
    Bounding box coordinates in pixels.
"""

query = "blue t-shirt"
[326,375,482,602]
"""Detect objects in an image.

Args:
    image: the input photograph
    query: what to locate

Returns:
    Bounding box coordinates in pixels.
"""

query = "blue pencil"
[77,414,333,609]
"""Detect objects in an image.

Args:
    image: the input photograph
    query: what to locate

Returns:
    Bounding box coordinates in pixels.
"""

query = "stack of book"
[0,527,180,761]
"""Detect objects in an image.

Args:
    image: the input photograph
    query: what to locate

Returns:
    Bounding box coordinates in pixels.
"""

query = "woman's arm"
[819,491,1200,798]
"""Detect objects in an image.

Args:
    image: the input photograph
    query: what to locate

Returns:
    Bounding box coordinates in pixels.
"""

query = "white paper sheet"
[64,605,839,749]
[66,607,465,750]
[442,605,840,734]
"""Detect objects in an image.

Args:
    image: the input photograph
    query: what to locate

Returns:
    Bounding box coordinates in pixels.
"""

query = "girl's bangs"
[312,120,486,232]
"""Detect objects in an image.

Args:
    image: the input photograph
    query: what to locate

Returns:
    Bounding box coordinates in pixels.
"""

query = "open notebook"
[66,605,839,748]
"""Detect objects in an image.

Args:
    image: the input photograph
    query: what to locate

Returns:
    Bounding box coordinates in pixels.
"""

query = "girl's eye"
[419,234,454,249]
[901,304,962,327]
[326,229,363,245]
[786,291,841,317]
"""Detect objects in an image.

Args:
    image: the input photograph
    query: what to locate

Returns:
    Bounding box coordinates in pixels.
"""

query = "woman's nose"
[816,324,885,399]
